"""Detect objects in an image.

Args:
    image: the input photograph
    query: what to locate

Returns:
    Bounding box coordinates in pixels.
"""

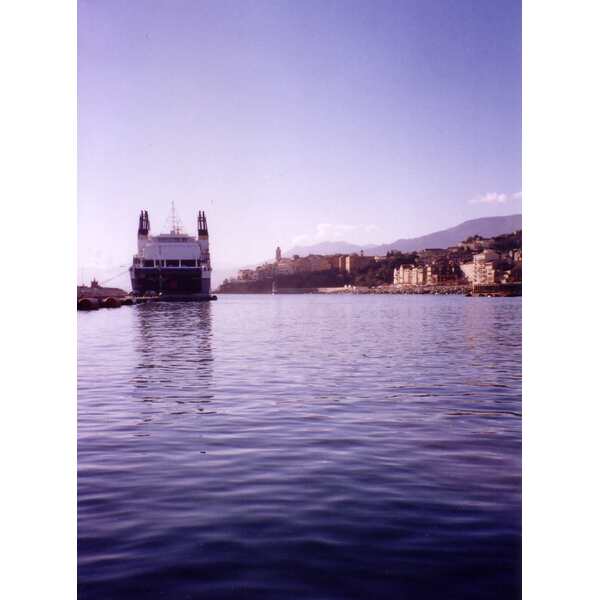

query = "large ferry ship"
[129,206,212,299]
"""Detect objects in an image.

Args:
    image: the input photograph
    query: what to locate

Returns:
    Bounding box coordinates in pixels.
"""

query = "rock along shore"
[218,283,521,297]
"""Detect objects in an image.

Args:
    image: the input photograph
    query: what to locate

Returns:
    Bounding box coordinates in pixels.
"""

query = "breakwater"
[78,284,129,310]
[78,296,151,311]
[77,293,218,310]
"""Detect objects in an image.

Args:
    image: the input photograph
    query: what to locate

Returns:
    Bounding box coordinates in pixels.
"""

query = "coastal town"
[218,229,522,296]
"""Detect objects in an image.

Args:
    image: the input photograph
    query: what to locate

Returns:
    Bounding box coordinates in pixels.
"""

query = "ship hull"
[130,267,211,298]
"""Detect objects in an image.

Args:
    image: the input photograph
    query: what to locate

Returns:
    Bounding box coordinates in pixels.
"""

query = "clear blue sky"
[78,0,521,278]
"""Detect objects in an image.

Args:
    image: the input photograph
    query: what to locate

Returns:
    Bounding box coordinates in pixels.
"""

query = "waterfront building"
[415,265,427,285]
[460,262,475,283]
[342,254,374,274]
[275,259,296,275]
[255,264,274,280]
[473,250,500,285]
[324,255,341,270]
[425,259,463,284]
[394,264,416,286]
[508,262,522,282]
[394,259,464,287]
[301,255,331,273]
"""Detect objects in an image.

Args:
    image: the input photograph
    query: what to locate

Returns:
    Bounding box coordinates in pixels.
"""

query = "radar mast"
[167,201,185,235]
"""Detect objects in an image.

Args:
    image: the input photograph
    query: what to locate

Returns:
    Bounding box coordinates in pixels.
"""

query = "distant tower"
[276,246,282,262]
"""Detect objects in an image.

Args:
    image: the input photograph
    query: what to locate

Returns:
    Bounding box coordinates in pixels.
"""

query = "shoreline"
[218,283,521,297]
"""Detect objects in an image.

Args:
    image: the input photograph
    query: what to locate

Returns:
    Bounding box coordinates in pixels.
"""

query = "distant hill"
[286,240,378,257]
[212,266,241,288]
[285,214,522,257]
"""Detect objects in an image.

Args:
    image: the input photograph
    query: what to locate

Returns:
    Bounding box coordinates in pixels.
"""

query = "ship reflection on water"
[131,302,214,427]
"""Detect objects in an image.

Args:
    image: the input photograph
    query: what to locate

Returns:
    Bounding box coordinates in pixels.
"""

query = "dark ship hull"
[130,267,211,298]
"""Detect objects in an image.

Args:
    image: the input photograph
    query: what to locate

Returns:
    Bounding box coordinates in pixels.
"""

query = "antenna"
[165,202,185,235]
[170,201,177,234]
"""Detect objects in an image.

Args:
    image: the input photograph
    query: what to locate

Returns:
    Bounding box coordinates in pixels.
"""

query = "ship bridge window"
[166,260,179,267]
[181,259,196,267]
[142,260,155,267]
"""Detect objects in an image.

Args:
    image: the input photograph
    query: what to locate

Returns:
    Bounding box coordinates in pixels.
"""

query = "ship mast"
[168,201,184,235]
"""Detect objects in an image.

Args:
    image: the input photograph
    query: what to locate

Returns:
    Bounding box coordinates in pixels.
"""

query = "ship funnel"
[138,210,150,236]
[197,210,208,238]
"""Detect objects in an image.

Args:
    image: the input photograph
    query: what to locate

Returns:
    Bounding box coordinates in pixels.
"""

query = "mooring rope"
[99,268,130,286]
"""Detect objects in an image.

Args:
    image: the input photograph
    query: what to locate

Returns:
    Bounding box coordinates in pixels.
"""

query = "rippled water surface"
[78,295,521,599]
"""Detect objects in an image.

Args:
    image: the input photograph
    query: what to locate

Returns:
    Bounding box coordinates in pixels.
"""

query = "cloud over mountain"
[470,191,522,205]
[292,223,379,247]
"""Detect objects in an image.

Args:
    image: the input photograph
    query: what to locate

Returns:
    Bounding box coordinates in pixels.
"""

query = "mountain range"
[285,214,522,257]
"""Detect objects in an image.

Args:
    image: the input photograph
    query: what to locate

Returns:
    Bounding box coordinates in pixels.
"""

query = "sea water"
[78,294,521,599]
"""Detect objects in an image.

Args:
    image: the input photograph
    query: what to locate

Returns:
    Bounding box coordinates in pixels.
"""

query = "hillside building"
[238,269,257,281]
[417,248,447,261]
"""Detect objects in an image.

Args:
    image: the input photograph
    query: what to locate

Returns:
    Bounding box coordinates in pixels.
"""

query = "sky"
[78,0,521,284]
